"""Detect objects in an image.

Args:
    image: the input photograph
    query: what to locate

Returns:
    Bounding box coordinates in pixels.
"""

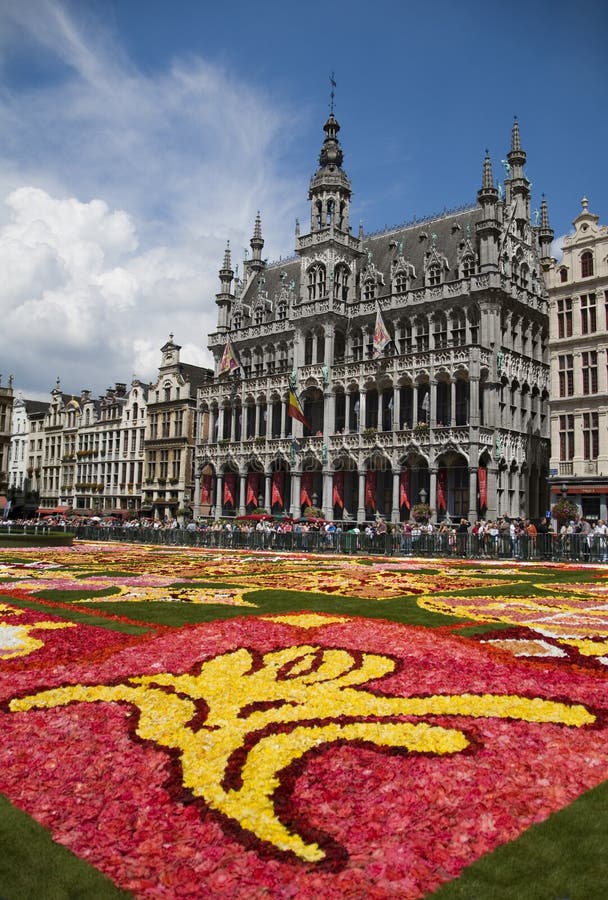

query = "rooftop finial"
[329,71,336,115]
[582,196,589,211]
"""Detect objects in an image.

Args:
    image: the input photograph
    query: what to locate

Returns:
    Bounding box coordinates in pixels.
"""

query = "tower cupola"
[308,112,352,233]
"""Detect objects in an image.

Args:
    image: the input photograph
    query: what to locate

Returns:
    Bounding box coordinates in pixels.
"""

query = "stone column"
[208,407,216,444]
[429,380,437,428]
[468,467,478,523]
[264,473,271,511]
[345,393,351,433]
[393,386,401,432]
[324,390,335,437]
[413,384,419,425]
[324,324,335,366]
[280,398,287,439]
[291,471,301,519]
[239,473,246,516]
[469,377,480,427]
[215,473,223,519]
[487,465,499,521]
[357,470,366,522]
[451,380,457,426]
[254,402,261,438]
[429,468,437,521]
[193,465,201,519]
[392,470,400,523]
[217,406,225,442]
[230,404,236,442]
[359,389,367,432]
[322,471,332,519]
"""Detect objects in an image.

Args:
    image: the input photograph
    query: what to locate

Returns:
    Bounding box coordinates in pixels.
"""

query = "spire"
[476,150,500,272]
[482,150,494,190]
[308,109,352,234]
[218,240,234,293]
[511,116,521,152]
[539,195,551,230]
[249,213,265,273]
[477,150,498,207]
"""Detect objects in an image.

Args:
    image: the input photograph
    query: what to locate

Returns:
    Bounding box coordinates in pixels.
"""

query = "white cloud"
[0,0,304,396]
[551,235,565,262]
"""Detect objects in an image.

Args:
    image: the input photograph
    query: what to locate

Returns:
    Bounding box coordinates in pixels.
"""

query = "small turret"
[249,213,265,274]
[476,151,500,272]
[308,112,351,234]
[215,241,235,334]
[537,195,554,266]
[504,117,531,228]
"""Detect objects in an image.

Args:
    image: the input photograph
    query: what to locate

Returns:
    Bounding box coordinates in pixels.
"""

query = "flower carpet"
[1,543,607,898]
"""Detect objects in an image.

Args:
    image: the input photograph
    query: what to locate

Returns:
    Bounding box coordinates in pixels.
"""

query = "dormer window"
[395,272,408,293]
[363,279,376,301]
[427,264,441,287]
[581,251,594,278]
[254,306,264,325]
[461,256,475,279]
[233,313,242,330]
[277,302,287,321]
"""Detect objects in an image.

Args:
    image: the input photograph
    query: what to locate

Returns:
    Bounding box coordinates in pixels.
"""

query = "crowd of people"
[2,511,607,561]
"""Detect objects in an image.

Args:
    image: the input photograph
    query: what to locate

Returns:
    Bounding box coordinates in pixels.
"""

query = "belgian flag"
[288,389,309,427]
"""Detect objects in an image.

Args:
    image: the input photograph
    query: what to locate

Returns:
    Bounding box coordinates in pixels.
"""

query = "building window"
[558,354,574,397]
[150,413,158,439]
[582,350,598,395]
[583,412,599,459]
[172,449,181,480]
[581,251,594,278]
[559,415,574,460]
[433,315,448,348]
[580,293,596,334]
[559,268,568,283]
[307,264,326,300]
[277,302,287,321]
[557,298,573,338]
[416,318,429,352]
[334,264,349,301]
[175,410,184,437]
[427,263,441,287]
[147,451,156,480]
[159,450,169,479]
[451,311,466,346]
[254,306,264,325]
[363,279,376,301]
[395,271,408,293]
[461,256,475,279]
[162,411,170,437]
[233,313,242,330]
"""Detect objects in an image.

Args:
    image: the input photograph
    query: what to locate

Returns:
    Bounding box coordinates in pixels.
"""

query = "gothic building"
[192,115,550,522]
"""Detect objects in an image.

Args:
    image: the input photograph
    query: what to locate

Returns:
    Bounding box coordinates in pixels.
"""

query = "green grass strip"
[76,588,470,628]
[0,595,149,634]
[430,779,608,899]
[0,793,131,899]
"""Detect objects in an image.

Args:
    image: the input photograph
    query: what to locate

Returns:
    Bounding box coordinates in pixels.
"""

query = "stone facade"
[197,115,551,523]
[547,198,608,521]
[0,375,14,511]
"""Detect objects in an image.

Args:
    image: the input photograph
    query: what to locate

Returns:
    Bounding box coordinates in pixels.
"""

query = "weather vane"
[329,72,336,114]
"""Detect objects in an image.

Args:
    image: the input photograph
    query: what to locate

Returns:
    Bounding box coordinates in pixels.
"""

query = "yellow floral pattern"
[10,643,594,861]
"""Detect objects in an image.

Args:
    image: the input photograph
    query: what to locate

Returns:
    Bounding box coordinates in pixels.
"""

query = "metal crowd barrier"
[64,527,608,563]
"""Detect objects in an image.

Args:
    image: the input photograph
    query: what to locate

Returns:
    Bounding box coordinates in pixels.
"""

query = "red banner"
[399,470,410,509]
[478,467,487,510]
[200,474,212,505]
[272,471,285,508]
[300,472,313,508]
[332,472,344,509]
[246,473,259,507]
[223,473,236,507]
[365,470,376,511]
[437,468,447,511]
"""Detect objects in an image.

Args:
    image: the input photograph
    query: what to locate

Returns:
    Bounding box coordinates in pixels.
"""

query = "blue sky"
[1,0,606,396]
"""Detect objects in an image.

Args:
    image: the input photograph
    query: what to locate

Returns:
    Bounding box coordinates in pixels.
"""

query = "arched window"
[559,268,568,283]
[334,263,349,301]
[427,263,441,287]
[326,199,335,225]
[451,310,467,346]
[416,317,429,352]
[307,264,326,300]
[520,264,529,289]
[363,278,376,301]
[232,312,242,330]
[581,251,594,278]
[254,306,264,325]
[433,313,448,348]
[277,302,287,321]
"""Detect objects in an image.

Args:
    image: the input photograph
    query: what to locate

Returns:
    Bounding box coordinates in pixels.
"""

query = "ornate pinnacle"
[482,150,494,190]
[511,116,521,152]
